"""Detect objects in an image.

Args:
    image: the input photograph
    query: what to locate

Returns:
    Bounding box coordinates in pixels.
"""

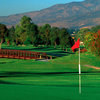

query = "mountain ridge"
[0,0,100,28]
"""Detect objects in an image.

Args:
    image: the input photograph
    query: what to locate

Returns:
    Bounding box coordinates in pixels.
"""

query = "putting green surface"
[1,74,100,100]
[1,73,100,100]
[0,46,100,100]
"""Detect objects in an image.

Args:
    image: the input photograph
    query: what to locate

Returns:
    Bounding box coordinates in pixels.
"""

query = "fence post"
[40,54,42,59]
[2,50,4,58]
[50,56,52,60]
[18,51,20,59]
[24,51,26,59]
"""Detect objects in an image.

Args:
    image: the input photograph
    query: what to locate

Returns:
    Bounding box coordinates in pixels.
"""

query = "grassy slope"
[0,45,100,100]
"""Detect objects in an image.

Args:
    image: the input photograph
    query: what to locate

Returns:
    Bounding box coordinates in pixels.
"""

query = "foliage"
[92,30,100,55]
[0,23,8,43]
[91,25,100,33]
[27,23,39,46]
[0,23,8,48]
[84,32,94,51]
[84,30,100,56]
[80,48,87,53]
[8,26,15,44]
[76,25,100,56]
[0,16,74,49]
[20,16,32,28]
[39,24,51,46]
[15,25,23,45]
[76,28,90,42]
[50,27,60,48]
[59,28,74,50]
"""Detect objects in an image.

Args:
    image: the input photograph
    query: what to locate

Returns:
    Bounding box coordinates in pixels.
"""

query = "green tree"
[15,16,32,45]
[94,30,100,55]
[38,26,44,45]
[20,16,32,28]
[84,30,100,56]
[39,24,51,46]
[84,32,94,51]
[15,25,22,45]
[8,26,15,45]
[76,28,90,42]
[20,16,32,44]
[91,25,100,33]
[50,27,60,48]
[27,23,39,46]
[0,23,8,48]
[15,25,27,45]
[59,28,74,51]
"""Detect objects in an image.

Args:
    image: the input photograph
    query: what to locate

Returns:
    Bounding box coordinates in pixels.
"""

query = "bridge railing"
[0,49,49,60]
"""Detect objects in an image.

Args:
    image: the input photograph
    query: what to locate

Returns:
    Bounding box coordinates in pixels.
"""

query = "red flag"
[71,38,80,52]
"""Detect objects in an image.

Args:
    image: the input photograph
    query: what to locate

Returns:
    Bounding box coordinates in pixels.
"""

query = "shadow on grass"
[0,72,77,78]
[0,71,99,78]
[3,47,57,51]
[46,51,74,57]
[0,71,79,85]
[0,71,100,86]
[0,80,23,85]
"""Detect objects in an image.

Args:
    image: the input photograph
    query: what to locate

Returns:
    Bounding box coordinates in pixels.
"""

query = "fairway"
[0,46,100,100]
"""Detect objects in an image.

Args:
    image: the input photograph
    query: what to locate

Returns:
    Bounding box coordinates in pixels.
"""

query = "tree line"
[0,16,74,50]
[1,16,99,55]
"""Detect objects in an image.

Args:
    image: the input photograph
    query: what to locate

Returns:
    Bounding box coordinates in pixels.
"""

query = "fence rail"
[0,49,49,60]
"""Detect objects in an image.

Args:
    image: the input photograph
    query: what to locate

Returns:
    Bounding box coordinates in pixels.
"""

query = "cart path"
[84,65,100,70]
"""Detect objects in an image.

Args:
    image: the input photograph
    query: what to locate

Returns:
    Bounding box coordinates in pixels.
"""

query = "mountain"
[0,0,100,28]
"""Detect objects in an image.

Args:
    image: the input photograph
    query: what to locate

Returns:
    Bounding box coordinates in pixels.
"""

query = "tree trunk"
[66,48,67,52]
[16,39,18,45]
[46,40,48,46]
[54,42,56,48]
[7,40,10,46]
[0,43,1,49]
[63,47,64,51]
[0,39,3,49]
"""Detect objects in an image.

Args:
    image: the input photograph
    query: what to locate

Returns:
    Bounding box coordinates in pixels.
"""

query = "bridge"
[0,49,50,60]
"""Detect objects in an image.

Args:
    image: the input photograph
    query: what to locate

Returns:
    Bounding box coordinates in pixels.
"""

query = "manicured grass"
[1,74,100,100]
[0,45,100,100]
[1,83,100,100]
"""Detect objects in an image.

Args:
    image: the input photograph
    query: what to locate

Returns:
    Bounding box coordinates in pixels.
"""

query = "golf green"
[0,73,100,100]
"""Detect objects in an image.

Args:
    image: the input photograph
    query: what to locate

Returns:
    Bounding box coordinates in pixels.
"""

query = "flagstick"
[79,47,81,94]
[79,74,81,94]
[79,48,81,75]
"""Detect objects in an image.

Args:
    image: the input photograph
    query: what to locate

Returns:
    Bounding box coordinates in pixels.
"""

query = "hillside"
[0,0,100,28]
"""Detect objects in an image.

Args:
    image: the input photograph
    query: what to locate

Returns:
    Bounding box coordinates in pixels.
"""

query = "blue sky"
[0,0,84,16]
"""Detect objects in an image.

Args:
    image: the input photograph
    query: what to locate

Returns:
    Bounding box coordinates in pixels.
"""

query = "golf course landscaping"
[0,45,100,100]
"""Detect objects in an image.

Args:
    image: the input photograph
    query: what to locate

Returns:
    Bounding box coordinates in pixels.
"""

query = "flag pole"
[79,47,81,94]
[79,74,81,94]
[79,47,81,75]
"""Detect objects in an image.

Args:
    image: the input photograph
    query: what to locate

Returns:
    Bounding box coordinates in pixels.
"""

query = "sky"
[0,0,84,16]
